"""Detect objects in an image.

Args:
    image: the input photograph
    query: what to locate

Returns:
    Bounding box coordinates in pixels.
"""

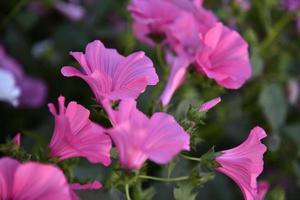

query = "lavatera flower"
[48,96,112,166]
[61,40,159,103]
[0,157,72,200]
[107,99,190,170]
[215,127,267,200]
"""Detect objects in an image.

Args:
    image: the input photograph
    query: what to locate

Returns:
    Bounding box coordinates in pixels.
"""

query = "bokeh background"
[0,0,300,199]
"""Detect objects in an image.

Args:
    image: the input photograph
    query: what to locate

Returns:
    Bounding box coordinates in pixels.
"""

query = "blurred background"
[0,0,300,199]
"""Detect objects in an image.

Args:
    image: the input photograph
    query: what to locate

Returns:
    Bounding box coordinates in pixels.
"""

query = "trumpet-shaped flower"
[48,96,112,165]
[61,40,158,102]
[215,127,267,200]
[108,99,190,170]
[0,157,72,200]
[196,23,252,89]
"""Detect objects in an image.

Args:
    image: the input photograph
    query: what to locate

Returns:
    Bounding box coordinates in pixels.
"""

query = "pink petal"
[146,113,190,163]
[160,55,191,106]
[199,97,221,112]
[108,99,190,170]
[48,96,112,166]
[216,127,267,200]
[12,162,71,200]
[0,157,20,199]
[196,22,252,89]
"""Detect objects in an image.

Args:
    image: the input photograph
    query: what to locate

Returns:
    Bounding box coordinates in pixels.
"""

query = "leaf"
[267,186,286,200]
[131,184,156,200]
[259,83,288,131]
[174,183,197,200]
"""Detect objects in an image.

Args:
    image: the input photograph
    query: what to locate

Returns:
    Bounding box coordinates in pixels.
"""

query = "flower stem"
[139,175,189,182]
[125,184,131,200]
[100,99,115,125]
[259,13,294,54]
[181,154,202,162]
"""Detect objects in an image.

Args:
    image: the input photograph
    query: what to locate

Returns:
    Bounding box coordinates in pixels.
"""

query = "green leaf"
[174,183,197,200]
[259,83,288,131]
[267,186,286,200]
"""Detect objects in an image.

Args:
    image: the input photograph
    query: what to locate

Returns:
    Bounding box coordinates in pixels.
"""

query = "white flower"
[0,68,21,107]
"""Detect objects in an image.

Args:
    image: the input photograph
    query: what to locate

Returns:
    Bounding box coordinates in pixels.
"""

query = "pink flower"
[12,133,21,146]
[0,157,72,199]
[257,181,269,200]
[128,0,182,45]
[215,127,267,200]
[48,96,112,166]
[196,23,252,89]
[199,97,221,112]
[108,99,190,170]
[61,40,159,103]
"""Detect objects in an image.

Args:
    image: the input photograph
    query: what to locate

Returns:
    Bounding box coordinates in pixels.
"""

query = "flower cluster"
[128,0,252,106]
[0,1,271,199]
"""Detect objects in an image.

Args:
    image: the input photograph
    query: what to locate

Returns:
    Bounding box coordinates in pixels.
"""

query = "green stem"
[139,175,189,182]
[125,184,131,200]
[259,13,294,54]
[156,45,168,81]
[181,154,202,162]
[0,0,32,31]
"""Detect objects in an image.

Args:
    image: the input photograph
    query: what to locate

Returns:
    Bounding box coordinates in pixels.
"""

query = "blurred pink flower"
[108,99,190,170]
[199,97,221,112]
[257,181,269,200]
[282,0,300,11]
[48,96,112,166]
[0,46,47,108]
[215,127,267,200]
[129,0,251,106]
[61,40,158,103]
[0,157,72,199]
[55,0,86,22]
[234,0,251,11]
[12,133,21,146]
[196,23,252,89]
[128,0,182,45]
